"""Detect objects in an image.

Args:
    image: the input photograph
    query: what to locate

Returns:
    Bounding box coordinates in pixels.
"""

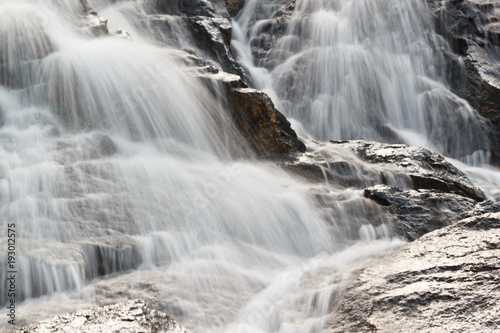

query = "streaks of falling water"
[232,0,493,161]
[0,1,405,333]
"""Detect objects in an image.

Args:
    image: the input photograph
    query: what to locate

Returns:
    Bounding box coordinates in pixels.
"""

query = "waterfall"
[0,0,498,332]
[232,0,493,160]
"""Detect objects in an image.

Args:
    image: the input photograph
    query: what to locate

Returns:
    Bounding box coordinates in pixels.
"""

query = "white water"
[232,0,494,161]
[0,0,498,332]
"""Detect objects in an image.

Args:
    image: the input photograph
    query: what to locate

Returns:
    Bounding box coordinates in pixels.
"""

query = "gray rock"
[283,140,496,240]
[188,16,240,74]
[364,185,476,240]
[328,212,500,333]
[333,140,486,202]
[15,300,192,333]
[427,0,500,163]
[79,0,109,36]
[286,140,486,201]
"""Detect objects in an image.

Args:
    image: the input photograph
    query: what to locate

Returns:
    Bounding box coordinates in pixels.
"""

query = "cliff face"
[151,0,305,158]
[427,0,500,163]
[14,0,500,331]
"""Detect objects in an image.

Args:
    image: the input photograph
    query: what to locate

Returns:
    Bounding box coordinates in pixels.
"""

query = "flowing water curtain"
[0,0,242,303]
[234,0,493,160]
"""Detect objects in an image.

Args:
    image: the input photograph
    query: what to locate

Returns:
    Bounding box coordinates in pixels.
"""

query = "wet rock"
[332,140,486,202]
[364,185,477,240]
[54,133,117,164]
[81,236,141,279]
[110,28,132,40]
[225,0,245,17]
[244,0,296,70]
[283,140,494,240]
[188,16,242,74]
[153,0,244,77]
[427,0,500,163]
[286,140,485,201]
[15,300,192,333]
[79,0,109,36]
[156,0,217,18]
[230,88,306,158]
[328,212,500,333]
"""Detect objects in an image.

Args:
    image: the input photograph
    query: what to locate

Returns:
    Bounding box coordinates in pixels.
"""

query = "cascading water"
[0,0,498,333]
[232,0,494,161]
[0,0,407,332]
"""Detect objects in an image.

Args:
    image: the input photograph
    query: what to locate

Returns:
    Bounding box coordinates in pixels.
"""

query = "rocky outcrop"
[284,140,494,240]
[195,68,305,158]
[154,0,244,77]
[328,211,500,333]
[78,0,109,36]
[336,140,486,202]
[15,300,192,333]
[286,140,485,201]
[229,88,306,157]
[148,0,304,158]
[427,0,500,163]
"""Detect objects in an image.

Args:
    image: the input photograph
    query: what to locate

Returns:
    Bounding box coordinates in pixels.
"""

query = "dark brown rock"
[225,0,245,16]
[230,88,305,158]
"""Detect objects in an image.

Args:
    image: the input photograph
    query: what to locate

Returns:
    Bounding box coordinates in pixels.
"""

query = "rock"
[110,28,132,40]
[286,140,486,202]
[229,88,306,158]
[364,185,476,240]
[427,0,500,163]
[225,0,246,16]
[79,0,109,36]
[283,140,494,240]
[15,300,192,333]
[54,133,117,164]
[188,16,242,74]
[156,0,217,18]
[328,212,500,333]
[333,140,487,202]
[152,0,245,77]
[81,236,141,279]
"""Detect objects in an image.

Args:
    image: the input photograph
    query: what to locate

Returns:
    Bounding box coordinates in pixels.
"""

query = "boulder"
[328,211,500,333]
[285,140,486,202]
[282,140,497,241]
[229,88,306,158]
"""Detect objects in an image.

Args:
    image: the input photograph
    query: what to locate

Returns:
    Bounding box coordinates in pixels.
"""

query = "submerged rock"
[328,212,500,332]
[15,300,192,333]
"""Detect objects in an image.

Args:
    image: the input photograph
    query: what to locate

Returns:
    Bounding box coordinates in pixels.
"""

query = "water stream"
[0,0,498,332]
